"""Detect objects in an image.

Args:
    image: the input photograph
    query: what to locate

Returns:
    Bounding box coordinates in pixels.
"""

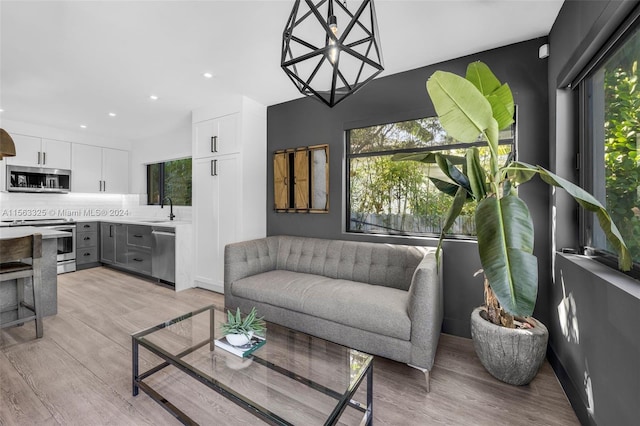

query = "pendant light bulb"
[328,15,339,64]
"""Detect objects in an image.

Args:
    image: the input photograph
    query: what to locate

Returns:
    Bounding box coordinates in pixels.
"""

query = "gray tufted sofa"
[224,235,442,391]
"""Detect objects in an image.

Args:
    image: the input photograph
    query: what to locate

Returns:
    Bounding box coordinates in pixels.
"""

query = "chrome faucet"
[161,196,175,221]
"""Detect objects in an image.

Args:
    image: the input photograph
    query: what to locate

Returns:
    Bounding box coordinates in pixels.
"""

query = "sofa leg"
[408,364,430,392]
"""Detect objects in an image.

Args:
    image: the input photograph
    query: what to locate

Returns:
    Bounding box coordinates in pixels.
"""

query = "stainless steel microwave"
[6,165,71,193]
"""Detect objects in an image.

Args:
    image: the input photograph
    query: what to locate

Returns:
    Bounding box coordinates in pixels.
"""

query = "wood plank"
[3,338,156,425]
[0,267,579,425]
[0,351,55,426]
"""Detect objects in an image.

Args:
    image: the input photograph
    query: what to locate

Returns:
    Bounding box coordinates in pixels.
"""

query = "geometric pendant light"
[0,128,17,160]
[281,0,384,107]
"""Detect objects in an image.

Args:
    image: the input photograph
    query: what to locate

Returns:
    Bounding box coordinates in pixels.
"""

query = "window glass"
[147,158,192,206]
[586,24,640,266]
[347,118,514,237]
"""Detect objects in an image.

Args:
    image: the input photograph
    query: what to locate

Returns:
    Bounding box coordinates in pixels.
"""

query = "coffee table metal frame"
[132,304,373,426]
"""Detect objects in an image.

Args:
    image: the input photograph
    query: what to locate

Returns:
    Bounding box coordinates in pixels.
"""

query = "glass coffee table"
[132,305,373,425]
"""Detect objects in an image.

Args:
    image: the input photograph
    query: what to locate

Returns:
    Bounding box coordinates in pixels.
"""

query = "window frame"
[146,157,192,206]
[577,6,640,279]
[345,115,517,238]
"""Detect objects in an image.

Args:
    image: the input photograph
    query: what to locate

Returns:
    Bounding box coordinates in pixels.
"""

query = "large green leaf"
[436,185,469,260]
[466,148,487,200]
[391,152,465,165]
[465,62,514,130]
[534,165,632,271]
[435,154,472,195]
[426,70,493,143]
[487,83,515,130]
[504,161,631,271]
[429,177,461,197]
[476,195,538,316]
[466,61,501,96]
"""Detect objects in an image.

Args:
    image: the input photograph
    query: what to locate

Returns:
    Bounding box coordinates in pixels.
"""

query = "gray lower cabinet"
[101,222,125,265]
[76,221,100,270]
[100,222,155,278]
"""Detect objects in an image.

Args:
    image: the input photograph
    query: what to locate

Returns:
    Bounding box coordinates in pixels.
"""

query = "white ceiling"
[0,0,564,143]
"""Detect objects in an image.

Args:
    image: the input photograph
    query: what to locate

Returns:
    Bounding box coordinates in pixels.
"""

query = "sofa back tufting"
[226,235,427,292]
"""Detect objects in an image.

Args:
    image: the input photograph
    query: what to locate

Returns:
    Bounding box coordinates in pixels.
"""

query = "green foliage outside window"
[603,57,640,263]
[147,158,192,206]
[348,118,513,236]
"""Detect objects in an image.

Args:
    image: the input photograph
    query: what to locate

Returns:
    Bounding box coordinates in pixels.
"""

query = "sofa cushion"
[231,270,411,341]
[275,236,425,291]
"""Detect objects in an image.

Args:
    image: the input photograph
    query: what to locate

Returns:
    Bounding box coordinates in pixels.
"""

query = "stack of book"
[214,335,266,358]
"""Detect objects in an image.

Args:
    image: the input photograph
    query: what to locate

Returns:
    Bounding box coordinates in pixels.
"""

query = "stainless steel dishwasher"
[151,227,175,284]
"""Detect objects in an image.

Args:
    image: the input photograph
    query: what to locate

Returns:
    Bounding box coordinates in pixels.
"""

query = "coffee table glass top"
[132,305,373,425]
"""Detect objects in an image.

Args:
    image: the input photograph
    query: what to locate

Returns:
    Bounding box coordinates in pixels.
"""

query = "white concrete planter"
[225,332,252,347]
[470,306,548,385]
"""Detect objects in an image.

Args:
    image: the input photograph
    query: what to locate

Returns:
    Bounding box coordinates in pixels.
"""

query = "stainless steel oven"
[42,224,76,273]
[2,219,77,274]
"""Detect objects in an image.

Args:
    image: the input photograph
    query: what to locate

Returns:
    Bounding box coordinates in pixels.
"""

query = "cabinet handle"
[284,177,288,186]
[84,236,91,240]
[43,152,46,165]
[84,252,91,256]
[211,136,218,153]
[133,234,143,238]
[37,152,41,165]
[133,258,143,262]
[99,181,102,191]
[109,225,113,237]
[83,224,91,228]
[211,159,218,176]
[103,181,106,192]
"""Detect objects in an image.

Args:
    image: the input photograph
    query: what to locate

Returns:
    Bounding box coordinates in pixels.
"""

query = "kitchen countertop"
[78,217,191,227]
[0,226,69,239]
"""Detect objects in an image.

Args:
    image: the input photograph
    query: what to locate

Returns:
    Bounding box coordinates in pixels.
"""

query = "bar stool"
[0,233,43,338]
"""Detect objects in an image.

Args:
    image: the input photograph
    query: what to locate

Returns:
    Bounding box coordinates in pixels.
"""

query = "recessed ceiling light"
[203,72,214,79]
[80,124,87,129]
[108,112,117,117]
[149,95,159,101]
[0,109,4,113]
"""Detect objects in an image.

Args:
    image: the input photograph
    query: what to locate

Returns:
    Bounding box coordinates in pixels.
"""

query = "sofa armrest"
[407,249,443,370]
[224,237,279,296]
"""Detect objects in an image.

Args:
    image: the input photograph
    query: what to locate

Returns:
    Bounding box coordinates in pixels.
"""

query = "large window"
[347,117,514,237]
[147,158,192,206]
[583,17,640,273]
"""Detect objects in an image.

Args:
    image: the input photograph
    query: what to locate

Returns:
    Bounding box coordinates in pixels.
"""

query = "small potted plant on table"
[221,307,266,347]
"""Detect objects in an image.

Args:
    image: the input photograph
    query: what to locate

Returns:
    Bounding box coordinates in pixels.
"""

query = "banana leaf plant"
[393,61,631,327]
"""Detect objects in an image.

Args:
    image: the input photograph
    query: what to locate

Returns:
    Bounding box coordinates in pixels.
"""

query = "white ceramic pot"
[225,331,253,346]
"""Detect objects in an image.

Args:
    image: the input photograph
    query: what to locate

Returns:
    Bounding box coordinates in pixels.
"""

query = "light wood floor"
[0,267,579,425]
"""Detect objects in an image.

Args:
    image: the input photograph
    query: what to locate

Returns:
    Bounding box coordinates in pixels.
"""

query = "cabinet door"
[41,139,71,169]
[100,223,115,264]
[72,144,103,193]
[294,149,309,209]
[215,114,239,156]
[273,152,289,209]
[114,223,128,265]
[6,134,42,167]
[193,154,240,293]
[102,148,129,194]
[193,114,239,159]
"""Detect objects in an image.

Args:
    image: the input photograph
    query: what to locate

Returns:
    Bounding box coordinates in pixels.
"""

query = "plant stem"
[484,275,514,328]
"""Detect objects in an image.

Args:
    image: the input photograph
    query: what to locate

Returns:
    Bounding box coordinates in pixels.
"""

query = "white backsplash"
[0,192,191,222]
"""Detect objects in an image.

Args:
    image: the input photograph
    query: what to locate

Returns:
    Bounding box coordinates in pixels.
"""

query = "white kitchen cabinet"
[193,155,241,289]
[7,135,71,169]
[101,148,129,193]
[193,113,239,159]
[192,95,266,293]
[72,144,129,193]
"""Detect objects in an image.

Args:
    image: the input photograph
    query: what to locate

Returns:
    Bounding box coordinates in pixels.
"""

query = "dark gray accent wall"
[267,38,550,338]
[548,1,640,424]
